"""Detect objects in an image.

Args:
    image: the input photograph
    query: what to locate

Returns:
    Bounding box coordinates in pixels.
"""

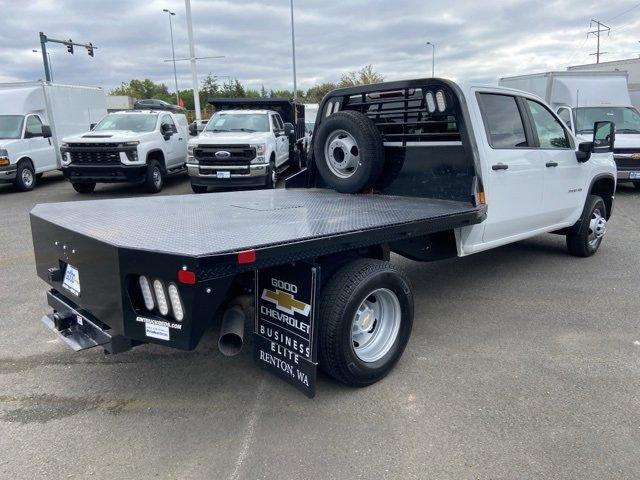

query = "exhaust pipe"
[218,305,246,356]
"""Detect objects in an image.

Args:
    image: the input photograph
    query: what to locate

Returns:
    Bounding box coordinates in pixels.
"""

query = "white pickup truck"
[0,82,106,191]
[187,98,305,193]
[31,79,617,396]
[60,110,188,193]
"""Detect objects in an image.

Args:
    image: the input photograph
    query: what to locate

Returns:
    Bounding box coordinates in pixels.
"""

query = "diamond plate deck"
[30,188,481,257]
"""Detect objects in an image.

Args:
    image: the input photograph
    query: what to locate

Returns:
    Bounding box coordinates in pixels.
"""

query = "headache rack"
[318,80,462,146]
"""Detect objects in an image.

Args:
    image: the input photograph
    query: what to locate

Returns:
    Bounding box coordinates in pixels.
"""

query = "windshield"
[575,107,640,134]
[93,113,158,132]
[204,113,269,133]
[0,115,24,139]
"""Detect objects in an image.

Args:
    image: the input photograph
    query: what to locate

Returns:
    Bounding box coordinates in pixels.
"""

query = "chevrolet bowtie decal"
[261,288,311,316]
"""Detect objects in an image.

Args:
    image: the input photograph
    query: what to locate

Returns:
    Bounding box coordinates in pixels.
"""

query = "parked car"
[500,71,640,189]
[133,98,186,113]
[0,81,106,191]
[31,78,616,396]
[187,98,305,193]
[60,110,189,193]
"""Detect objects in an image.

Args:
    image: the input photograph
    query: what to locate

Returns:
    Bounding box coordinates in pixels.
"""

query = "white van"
[500,71,640,188]
[0,82,106,191]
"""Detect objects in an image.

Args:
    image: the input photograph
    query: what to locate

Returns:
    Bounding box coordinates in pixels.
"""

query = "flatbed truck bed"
[31,188,484,259]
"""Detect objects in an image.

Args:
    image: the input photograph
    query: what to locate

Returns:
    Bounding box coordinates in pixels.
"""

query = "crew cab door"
[476,92,546,243]
[23,114,55,172]
[159,114,179,166]
[524,99,586,226]
[271,113,289,166]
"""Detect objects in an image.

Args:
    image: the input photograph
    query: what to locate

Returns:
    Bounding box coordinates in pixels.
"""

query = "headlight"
[187,144,195,155]
[122,141,140,147]
[0,149,9,166]
[60,143,69,149]
[251,144,266,156]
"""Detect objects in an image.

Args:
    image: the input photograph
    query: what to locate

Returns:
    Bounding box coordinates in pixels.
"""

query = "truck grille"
[67,143,123,166]
[194,145,256,166]
[614,156,640,170]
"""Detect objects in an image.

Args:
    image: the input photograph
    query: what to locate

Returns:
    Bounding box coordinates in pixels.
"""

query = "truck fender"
[146,149,166,171]
[587,173,615,220]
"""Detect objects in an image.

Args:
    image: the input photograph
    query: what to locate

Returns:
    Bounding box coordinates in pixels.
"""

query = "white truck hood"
[193,131,271,145]
[576,133,640,149]
[63,130,146,143]
[0,139,22,150]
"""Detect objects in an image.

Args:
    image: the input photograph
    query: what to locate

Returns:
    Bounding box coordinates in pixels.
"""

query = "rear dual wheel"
[318,259,413,387]
[633,181,640,190]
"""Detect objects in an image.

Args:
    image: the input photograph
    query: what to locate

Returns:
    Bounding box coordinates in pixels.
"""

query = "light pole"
[184,0,202,122]
[163,8,180,105]
[426,42,435,77]
[290,0,298,103]
[32,49,53,82]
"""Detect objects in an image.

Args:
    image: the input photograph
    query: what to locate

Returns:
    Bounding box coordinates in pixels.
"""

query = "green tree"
[338,65,384,88]
[305,82,337,103]
[110,79,171,101]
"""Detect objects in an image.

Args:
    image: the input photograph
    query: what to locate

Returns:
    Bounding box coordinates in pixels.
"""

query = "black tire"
[633,181,640,190]
[145,159,164,193]
[14,161,35,191]
[191,184,208,194]
[72,182,96,194]
[313,111,384,193]
[318,259,414,387]
[566,195,607,257]
[266,159,277,189]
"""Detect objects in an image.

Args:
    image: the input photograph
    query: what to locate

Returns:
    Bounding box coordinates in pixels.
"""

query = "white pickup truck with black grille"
[187,98,307,193]
[60,110,188,194]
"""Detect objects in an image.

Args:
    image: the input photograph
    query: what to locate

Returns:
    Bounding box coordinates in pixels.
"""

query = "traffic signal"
[66,40,74,54]
[87,43,94,57]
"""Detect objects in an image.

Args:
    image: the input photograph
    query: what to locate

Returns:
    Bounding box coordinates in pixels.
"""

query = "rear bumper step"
[42,290,134,354]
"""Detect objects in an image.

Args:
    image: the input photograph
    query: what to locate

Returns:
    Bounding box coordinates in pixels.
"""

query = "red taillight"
[177,269,196,285]
[237,249,256,264]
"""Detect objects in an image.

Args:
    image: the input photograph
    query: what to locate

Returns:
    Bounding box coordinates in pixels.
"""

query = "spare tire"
[313,111,384,193]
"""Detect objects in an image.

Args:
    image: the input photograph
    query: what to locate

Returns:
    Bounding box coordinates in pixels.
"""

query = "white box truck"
[0,82,106,191]
[500,71,640,189]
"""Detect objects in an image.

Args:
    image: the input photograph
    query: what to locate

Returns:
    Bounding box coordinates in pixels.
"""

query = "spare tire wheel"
[313,111,384,193]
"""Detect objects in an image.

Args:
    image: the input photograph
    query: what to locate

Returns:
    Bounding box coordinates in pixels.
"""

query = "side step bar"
[41,290,134,354]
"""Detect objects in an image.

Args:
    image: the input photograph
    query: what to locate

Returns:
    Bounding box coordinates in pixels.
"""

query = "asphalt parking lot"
[1,172,639,480]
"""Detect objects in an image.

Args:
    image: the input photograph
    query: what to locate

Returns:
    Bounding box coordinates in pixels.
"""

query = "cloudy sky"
[1,0,640,93]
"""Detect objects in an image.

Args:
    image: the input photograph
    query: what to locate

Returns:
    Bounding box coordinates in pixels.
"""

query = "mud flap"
[253,262,319,398]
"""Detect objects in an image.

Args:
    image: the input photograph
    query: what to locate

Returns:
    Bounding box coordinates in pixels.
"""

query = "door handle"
[545,161,559,168]
[492,163,509,171]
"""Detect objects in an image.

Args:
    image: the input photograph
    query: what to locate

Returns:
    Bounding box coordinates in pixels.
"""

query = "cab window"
[25,115,43,137]
[526,100,571,149]
[477,93,528,149]
[557,108,572,130]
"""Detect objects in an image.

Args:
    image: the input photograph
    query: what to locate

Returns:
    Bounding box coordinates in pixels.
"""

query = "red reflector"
[237,249,256,264]
[177,269,196,284]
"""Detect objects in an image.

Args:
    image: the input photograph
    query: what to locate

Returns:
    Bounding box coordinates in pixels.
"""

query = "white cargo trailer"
[0,82,106,191]
[499,71,640,187]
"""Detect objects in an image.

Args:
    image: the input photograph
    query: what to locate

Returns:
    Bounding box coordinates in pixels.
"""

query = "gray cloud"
[1,0,639,93]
